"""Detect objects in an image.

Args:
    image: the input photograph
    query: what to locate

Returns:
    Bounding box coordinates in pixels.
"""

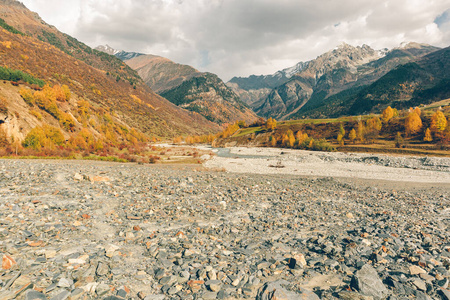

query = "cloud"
[20,0,450,81]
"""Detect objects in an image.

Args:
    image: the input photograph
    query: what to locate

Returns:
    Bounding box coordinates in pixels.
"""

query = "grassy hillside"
[0,1,220,160]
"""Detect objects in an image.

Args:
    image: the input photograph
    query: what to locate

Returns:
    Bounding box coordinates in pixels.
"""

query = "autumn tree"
[339,123,345,137]
[382,106,394,123]
[0,126,9,148]
[423,128,432,142]
[268,135,277,147]
[337,133,344,146]
[431,111,447,132]
[349,128,356,144]
[295,131,308,146]
[266,118,277,131]
[357,121,365,143]
[414,107,421,117]
[405,112,422,136]
[395,132,404,148]
[366,117,382,142]
[23,125,64,150]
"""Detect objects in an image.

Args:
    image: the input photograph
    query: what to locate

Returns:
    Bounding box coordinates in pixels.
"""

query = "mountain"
[159,72,255,124]
[235,42,439,119]
[99,47,258,125]
[227,62,309,106]
[0,0,218,145]
[345,46,450,115]
[123,54,200,93]
[95,45,144,61]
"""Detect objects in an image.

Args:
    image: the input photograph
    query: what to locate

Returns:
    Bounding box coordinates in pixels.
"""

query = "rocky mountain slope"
[229,43,439,120]
[99,47,258,125]
[123,54,201,94]
[0,0,218,144]
[95,44,143,61]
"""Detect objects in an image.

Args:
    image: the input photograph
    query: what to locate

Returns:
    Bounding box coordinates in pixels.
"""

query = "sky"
[20,0,450,81]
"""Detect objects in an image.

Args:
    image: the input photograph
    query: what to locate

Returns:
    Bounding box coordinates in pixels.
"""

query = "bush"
[20,88,34,106]
[0,67,45,87]
[22,125,65,150]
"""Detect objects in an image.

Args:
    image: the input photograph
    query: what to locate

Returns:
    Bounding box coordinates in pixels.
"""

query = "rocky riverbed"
[0,158,449,300]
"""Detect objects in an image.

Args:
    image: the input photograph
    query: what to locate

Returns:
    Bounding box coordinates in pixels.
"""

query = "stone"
[438,288,450,300]
[206,280,222,292]
[24,290,47,300]
[338,291,374,300]
[49,290,70,300]
[409,265,426,275]
[96,283,110,297]
[256,280,319,300]
[2,254,16,270]
[411,278,426,291]
[351,264,389,300]
[96,262,110,276]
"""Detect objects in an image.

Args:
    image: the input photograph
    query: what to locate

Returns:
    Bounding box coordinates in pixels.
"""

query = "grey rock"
[351,264,389,300]
[256,280,319,300]
[439,289,450,300]
[96,283,110,297]
[49,290,70,300]
[206,280,222,292]
[24,290,47,300]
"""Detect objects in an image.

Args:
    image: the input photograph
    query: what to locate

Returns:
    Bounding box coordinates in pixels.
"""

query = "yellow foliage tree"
[285,130,295,148]
[357,121,365,142]
[349,128,356,144]
[431,111,447,132]
[266,118,277,131]
[423,128,432,142]
[414,107,421,117]
[405,112,422,136]
[382,106,394,123]
[337,133,344,146]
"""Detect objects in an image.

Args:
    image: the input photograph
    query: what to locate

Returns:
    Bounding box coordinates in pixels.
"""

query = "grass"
[422,98,450,110]
[233,127,264,137]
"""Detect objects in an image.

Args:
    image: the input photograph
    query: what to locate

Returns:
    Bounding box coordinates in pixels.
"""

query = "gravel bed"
[0,159,449,300]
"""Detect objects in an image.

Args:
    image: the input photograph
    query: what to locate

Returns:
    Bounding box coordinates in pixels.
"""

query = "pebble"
[0,159,448,299]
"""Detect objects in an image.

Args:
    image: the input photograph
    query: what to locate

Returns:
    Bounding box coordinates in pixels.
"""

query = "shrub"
[20,88,34,106]
[30,109,43,121]
[22,125,65,150]
[0,67,45,87]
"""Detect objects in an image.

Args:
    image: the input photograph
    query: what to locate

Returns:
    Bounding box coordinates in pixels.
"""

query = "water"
[214,147,275,159]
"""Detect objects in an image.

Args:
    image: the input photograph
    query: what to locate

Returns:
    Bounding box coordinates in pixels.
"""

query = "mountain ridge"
[229,42,440,120]
[96,45,258,125]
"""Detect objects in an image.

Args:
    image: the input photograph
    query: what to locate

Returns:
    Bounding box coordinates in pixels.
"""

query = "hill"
[0,0,219,151]
[107,50,258,125]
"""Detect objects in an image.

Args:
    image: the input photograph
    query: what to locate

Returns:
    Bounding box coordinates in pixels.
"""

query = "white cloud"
[20,0,450,81]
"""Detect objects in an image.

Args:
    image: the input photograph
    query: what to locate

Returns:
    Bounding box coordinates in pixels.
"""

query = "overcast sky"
[21,0,450,81]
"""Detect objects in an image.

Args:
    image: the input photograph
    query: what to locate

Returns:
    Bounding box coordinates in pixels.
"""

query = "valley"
[0,1,449,299]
